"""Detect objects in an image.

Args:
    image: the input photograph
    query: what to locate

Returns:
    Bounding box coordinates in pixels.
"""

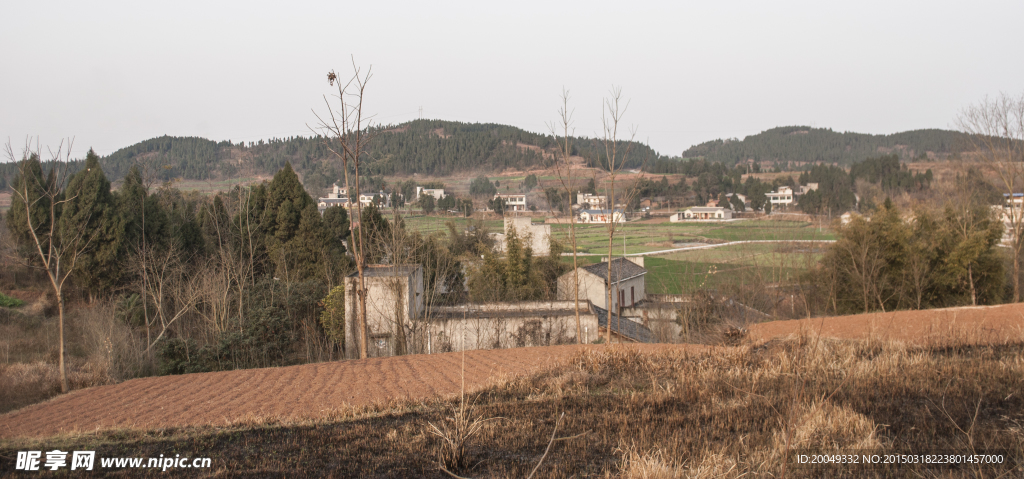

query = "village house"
[579,209,625,224]
[318,183,350,214]
[672,206,733,221]
[725,193,748,212]
[415,187,446,201]
[359,191,392,208]
[493,193,527,211]
[576,193,607,209]
[557,257,647,312]
[766,186,795,208]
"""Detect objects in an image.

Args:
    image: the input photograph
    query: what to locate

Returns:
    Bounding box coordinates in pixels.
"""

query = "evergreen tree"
[6,153,52,261]
[60,149,124,298]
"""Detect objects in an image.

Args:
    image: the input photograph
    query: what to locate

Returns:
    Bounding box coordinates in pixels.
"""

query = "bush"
[0,292,24,308]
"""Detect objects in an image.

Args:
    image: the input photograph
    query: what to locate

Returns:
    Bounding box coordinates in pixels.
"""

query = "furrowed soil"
[748,302,1024,346]
[0,343,710,439]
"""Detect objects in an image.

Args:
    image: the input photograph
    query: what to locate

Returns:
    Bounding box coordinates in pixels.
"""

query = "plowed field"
[748,303,1024,345]
[0,344,708,439]
[2,303,1022,440]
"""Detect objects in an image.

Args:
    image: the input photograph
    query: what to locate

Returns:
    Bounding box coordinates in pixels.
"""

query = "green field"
[562,242,821,295]
[552,219,834,255]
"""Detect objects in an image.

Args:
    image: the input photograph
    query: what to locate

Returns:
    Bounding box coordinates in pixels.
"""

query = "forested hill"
[0,122,973,191]
[683,126,969,167]
[37,120,662,190]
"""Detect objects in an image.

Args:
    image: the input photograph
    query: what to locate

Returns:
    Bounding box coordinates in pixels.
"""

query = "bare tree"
[134,244,203,353]
[5,138,94,393]
[312,59,379,359]
[547,89,584,343]
[956,92,1024,302]
[598,87,646,344]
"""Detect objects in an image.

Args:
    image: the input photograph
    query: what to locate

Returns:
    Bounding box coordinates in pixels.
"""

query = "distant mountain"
[0,122,974,191]
[683,126,969,167]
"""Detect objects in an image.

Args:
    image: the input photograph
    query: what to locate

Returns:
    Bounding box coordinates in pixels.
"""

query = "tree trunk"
[57,296,67,393]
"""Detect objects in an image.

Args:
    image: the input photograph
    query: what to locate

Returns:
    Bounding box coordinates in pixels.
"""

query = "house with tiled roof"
[557,257,647,312]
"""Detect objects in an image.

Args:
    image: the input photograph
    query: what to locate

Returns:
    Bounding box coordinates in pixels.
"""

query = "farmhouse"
[415,187,446,201]
[576,193,607,209]
[493,193,527,211]
[766,186,795,208]
[672,206,733,221]
[318,183,350,213]
[579,209,624,224]
[557,257,647,312]
[359,191,392,208]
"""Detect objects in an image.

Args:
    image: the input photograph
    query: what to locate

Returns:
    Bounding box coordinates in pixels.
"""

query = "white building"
[415,187,446,201]
[557,257,647,312]
[579,209,624,224]
[318,183,350,214]
[673,206,732,221]
[359,191,392,208]
[576,193,607,209]
[766,186,795,208]
[493,193,527,211]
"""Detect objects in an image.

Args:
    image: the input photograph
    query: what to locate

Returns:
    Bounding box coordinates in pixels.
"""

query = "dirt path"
[0,343,707,439]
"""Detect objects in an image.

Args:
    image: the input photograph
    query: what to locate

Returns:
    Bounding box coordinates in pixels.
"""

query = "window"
[631,286,635,305]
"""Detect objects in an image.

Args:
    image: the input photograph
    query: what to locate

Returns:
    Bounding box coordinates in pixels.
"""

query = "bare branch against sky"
[2,1,1022,158]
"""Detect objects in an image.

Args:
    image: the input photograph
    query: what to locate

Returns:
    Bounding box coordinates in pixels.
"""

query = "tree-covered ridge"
[683,126,970,166]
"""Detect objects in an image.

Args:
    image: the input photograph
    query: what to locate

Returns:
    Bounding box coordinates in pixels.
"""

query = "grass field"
[561,242,819,295]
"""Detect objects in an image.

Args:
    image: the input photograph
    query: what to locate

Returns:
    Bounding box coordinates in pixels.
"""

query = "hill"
[0,122,974,192]
[683,126,969,167]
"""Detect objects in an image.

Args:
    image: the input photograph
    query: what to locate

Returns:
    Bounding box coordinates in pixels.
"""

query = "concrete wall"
[423,301,599,352]
[344,267,424,358]
[496,217,551,256]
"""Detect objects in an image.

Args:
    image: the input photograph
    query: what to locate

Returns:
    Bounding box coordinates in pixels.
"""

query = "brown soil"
[3,303,1022,439]
[749,302,1024,346]
[0,343,707,439]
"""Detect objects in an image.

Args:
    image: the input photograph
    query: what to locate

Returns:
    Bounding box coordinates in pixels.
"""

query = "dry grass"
[2,335,1021,477]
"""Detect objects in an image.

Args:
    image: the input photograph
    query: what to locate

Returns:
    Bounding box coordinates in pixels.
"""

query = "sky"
[2,0,1023,160]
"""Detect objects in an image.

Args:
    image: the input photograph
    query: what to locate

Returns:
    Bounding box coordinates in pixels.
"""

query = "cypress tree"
[60,149,124,299]
[6,154,51,261]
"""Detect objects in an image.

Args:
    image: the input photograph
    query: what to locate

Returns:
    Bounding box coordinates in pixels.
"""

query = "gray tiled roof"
[592,305,654,343]
[582,257,647,284]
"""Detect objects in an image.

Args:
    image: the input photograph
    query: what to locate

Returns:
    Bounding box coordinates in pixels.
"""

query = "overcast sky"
[2,1,1022,160]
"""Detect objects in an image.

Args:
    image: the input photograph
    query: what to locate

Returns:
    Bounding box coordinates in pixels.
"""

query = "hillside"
[683,126,969,167]
[0,122,973,192]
